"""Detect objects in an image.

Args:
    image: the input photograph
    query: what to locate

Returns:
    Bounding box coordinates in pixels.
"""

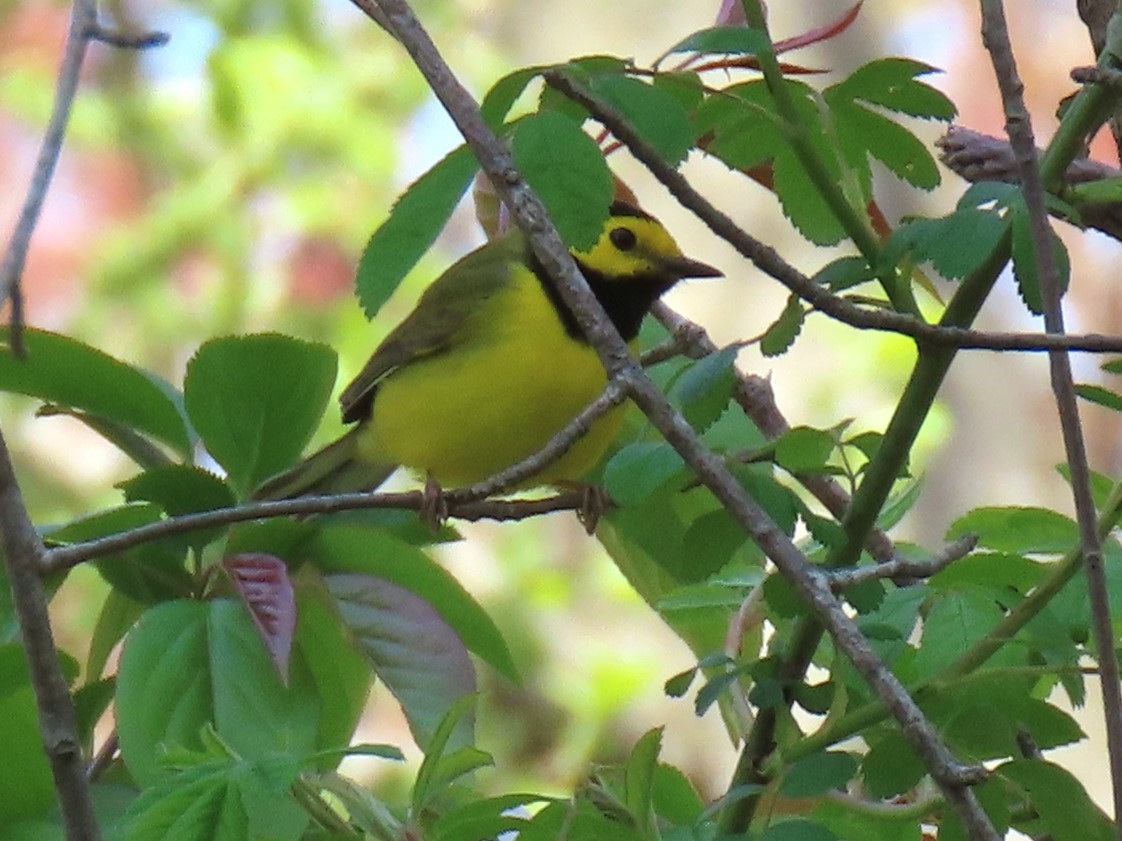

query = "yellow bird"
[256,201,720,499]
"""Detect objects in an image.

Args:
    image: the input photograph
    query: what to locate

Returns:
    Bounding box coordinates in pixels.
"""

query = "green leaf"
[184,334,337,496]
[309,525,517,681]
[355,144,479,318]
[694,80,782,172]
[481,65,547,127]
[947,506,1079,554]
[735,466,799,535]
[510,110,614,250]
[670,345,739,431]
[293,579,372,765]
[116,599,320,788]
[602,442,687,506]
[775,426,836,473]
[87,588,145,680]
[760,294,806,357]
[624,728,663,836]
[0,328,190,457]
[835,103,941,189]
[999,760,1113,841]
[663,26,770,58]
[119,464,235,556]
[831,58,956,120]
[760,818,840,841]
[0,645,55,825]
[433,794,550,841]
[862,731,924,798]
[587,74,695,165]
[913,590,1004,678]
[328,573,476,752]
[812,256,875,292]
[411,695,482,811]
[1075,383,1122,412]
[1010,196,1070,314]
[779,751,859,797]
[887,208,1008,280]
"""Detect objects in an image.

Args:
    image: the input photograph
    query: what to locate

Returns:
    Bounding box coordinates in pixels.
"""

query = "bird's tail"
[253,427,397,500]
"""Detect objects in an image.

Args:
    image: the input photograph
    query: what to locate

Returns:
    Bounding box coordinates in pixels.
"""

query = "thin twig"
[0,0,95,356]
[43,491,588,573]
[542,71,1122,356]
[0,430,100,840]
[980,1,1122,831]
[360,0,992,836]
[826,534,977,590]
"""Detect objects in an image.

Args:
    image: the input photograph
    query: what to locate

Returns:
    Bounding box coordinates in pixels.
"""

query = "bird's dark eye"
[609,227,637,251]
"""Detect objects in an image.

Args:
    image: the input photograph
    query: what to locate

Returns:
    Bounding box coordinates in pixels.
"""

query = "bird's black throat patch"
[526,251,675,344]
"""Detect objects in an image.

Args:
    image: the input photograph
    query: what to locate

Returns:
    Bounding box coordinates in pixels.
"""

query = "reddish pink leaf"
[224,553,296,685]
[773,2,863,55]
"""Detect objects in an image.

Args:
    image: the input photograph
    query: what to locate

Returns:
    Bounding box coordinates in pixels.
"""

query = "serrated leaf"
[184,334,337,496]
[832,58,956,120]
[836,103,941,189]
[890,209,1009,279]
[624,728,663,836]
[327,573,475,752]
[694,80,783,171]
[602,442,687,506]
[309,525,517,681]
[355,145,479,318]
[1010,198,1070,315]
[0,328,190,457]
[773,147,848,246]
[948,506,1079,554]
[760,294,805,357]
[224,554,296,685]
[663,26,770,58]
[510,111,613,250]
[779,751,858,797]
[587,74,696,165]
[735,466,799,535]
[775,426,836,473]
[671,345,739,431]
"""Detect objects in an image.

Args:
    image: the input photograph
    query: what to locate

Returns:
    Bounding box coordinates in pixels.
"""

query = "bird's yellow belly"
[360,275,627,488]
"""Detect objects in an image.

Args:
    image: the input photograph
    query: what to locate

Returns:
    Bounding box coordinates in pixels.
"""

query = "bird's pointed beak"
[661,254,723,280]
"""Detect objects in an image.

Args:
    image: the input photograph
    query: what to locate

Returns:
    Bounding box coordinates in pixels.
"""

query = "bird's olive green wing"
[340,233,525,423]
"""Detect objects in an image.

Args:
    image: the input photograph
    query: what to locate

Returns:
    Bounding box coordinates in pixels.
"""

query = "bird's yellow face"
[572,204,722,285]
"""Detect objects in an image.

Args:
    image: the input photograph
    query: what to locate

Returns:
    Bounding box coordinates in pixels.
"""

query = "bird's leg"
[421,472,449,531]
[557,482,612,535]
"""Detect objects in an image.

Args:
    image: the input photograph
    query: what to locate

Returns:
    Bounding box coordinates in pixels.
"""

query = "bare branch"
[543,71,1122,356]
[1,0,96,356]
[43,490,590,574]
[0,430,100,840]
[938,125,1122,242]
[980,0,1122,828]
[827,534,978,590]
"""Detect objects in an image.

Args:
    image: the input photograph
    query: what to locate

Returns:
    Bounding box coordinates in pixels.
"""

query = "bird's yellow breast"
[357,267,626,487]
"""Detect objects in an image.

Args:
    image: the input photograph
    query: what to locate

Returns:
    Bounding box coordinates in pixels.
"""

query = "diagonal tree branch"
[357,0,998,838]
[979,1,1122,830]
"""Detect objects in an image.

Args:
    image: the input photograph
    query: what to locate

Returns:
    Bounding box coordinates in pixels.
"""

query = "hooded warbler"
[256,201,720,499]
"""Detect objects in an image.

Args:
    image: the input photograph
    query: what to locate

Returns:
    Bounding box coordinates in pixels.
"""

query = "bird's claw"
[421,473,449,530]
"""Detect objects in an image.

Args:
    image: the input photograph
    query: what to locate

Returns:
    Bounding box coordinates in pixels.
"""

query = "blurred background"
[1,0,1117,815]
